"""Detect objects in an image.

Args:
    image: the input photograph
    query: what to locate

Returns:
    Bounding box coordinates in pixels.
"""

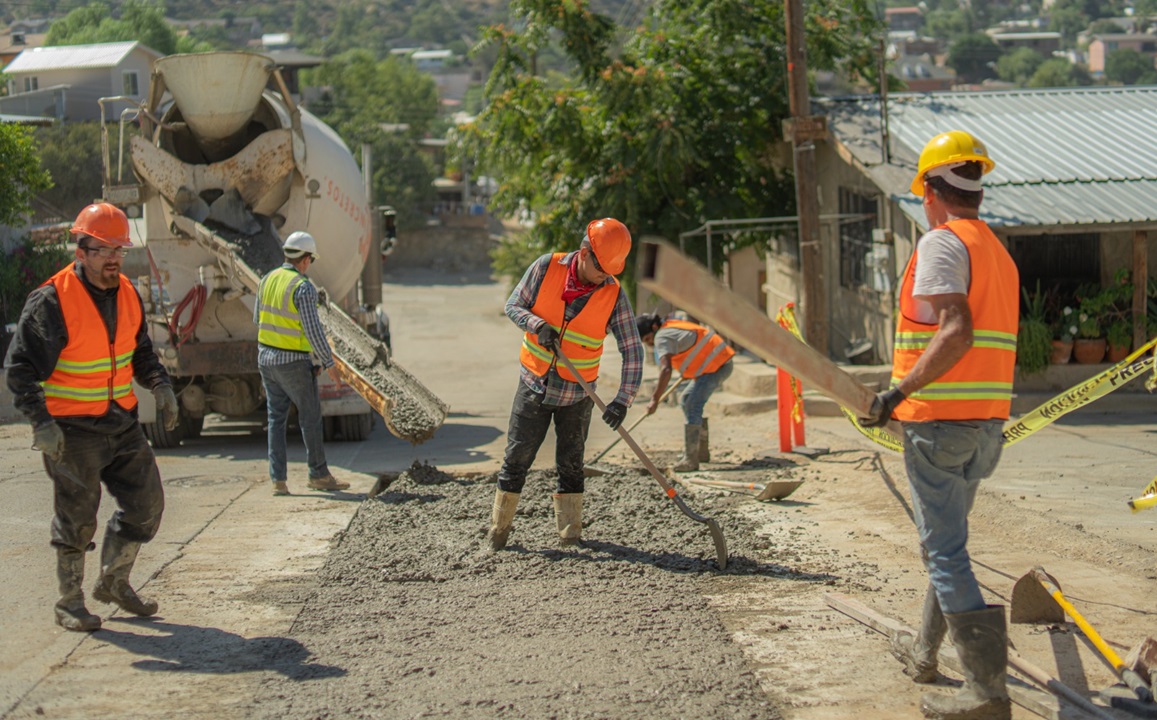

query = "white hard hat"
[284,231,319,259]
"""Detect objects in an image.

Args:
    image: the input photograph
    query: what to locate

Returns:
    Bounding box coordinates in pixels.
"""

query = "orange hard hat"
[70,203,131,247]
[585,218,631,275]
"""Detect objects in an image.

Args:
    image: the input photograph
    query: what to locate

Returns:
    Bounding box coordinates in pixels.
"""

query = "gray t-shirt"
[654,326,698,363]
[910,228,970,324]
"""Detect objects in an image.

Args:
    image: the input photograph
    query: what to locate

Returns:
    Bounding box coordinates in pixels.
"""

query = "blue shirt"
[254,263,335,368]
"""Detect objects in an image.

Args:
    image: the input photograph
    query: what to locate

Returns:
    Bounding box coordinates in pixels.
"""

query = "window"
[838,188,879,289]
[1007,232,1100,299]
[122,71,139,97]
[23,76,38,93]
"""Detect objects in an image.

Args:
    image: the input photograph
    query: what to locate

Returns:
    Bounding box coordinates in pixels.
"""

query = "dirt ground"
[3,269,1156,720]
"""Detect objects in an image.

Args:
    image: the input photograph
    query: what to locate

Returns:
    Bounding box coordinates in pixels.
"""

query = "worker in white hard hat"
[859,130,1018,720]
[253,231,350,496]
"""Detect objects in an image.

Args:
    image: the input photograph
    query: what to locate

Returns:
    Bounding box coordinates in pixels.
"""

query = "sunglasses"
[81,245,129,259]
[588,248,606,274]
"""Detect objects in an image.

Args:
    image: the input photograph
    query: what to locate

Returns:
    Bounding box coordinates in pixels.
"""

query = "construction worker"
[5,202,179,632]
[488,218,643,549]
[254,231,349,496]
[636,313,735,471]
[860,130,1018,720]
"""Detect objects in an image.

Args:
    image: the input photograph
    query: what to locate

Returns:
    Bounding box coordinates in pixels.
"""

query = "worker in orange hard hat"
[861,129,1017,720]
[487,217,644,551]
[5,202,179,632]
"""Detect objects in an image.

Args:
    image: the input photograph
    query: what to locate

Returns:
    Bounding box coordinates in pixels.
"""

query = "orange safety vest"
[520,253,620,382]
[891,219,1019,422]
[41,264,142,417]
[660,319,735,379]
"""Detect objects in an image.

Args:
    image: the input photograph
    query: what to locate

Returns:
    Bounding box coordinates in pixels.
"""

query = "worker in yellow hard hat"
[488,218,643,551]
[861,130,1017,719]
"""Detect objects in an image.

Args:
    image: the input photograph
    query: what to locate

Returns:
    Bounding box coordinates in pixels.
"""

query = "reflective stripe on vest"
[257,267,313,353]
[661,319,735,379]
[41,264,141,417]
[520,253,619,382]
[891,219,1019,422]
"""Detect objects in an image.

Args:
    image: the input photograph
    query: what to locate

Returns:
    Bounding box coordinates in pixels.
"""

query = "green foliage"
[995,47,1045,85]
[0,124,53,226]
[924,9,970,41]
[1048,6,1089,44]
[1106,318,1131,348]
[0,236,73,327]
[46,1,214,54]
[32,122,104,220]
[1075,269,1134,339]
[947,33,1001,83]
[467,0,883,284]
[1027,57,1091,87]
[1017,282,1051,375]
[1105,49,1157,85]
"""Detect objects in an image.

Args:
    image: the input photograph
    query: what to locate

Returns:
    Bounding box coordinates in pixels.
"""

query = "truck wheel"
[322,415,338,442]
[143,420,184,449]
[182,412,204,438]
[338,413,373,442]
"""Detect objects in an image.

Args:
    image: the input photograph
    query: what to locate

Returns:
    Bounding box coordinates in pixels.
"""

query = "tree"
[33,123,104,219]
[0,123,52,226]
[466,0,882,279]
[924,8,971,41]
[996,47,1046,85]
[1048,7,1089,45]
[1105,48,1156,84]
[1028,57,1092,87]
[45,1,213,54]
[946,33,1002,83]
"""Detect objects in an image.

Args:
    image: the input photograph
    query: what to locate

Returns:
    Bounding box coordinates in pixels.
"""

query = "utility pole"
[783,0,829,356]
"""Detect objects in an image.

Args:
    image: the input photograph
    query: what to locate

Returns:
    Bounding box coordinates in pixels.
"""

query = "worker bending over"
[636,313,734,471]
[489,218,643,549]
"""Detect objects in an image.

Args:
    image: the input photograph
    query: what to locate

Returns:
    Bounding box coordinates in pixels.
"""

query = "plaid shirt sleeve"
[295,280,334,368]
[607,287,643,407]
[505,253,551,332]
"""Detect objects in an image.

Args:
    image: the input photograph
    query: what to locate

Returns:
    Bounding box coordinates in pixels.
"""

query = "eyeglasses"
[81,245,129,258]
[588,249,605,274]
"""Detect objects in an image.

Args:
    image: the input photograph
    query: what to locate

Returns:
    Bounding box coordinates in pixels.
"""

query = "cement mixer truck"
[99,51,446,448]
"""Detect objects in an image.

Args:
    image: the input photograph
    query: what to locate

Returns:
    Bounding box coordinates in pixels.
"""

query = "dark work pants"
[47,423,165,552]
[497,380,593,494]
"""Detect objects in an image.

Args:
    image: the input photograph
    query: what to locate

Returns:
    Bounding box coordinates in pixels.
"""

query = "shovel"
[678,477,804,501]
[584,376,684,477]
[1011,566,1154,703]
[553,350,729,570]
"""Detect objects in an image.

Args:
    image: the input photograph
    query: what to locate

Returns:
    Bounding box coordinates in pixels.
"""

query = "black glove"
[33,421,65,462]
[537,324,560,350]
[602,400,628,431]
[859,387,906,428]
[154,385,180,432]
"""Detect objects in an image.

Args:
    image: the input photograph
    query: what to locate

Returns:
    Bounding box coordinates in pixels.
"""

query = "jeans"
[260,359,330,483]
[497,380,593,494]
[902,419,1004,615]
[679,360,733,425]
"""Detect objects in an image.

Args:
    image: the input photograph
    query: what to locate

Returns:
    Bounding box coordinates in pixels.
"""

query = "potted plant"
[1106,317,1132,362]
[1051,305,1076,364]
[1016,282,1052,375]
[1073,294,1106,364]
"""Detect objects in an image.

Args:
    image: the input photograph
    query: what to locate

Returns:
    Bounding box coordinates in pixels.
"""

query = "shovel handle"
[588,375,684,465]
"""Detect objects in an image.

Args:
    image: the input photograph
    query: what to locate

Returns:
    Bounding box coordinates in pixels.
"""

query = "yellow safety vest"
[257,267,314,353]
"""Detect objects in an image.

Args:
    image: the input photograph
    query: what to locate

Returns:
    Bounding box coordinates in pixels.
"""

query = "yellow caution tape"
[774,305,806,424]
[1128,493,1157,513]
[1144,476,1157,498]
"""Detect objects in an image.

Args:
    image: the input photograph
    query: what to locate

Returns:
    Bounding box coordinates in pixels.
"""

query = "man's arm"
[646,355,674,415]
[894,293,973,397]
[130,289,171,390]
[5,286,67,427]
[607,288,643,406]
[296,281,335,369]
[504,254,551,333]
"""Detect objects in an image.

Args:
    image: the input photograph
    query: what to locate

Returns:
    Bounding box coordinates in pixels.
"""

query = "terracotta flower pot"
[1073,338,1106,364]
[1049,339,1072,365]
[1107,342,1131,363]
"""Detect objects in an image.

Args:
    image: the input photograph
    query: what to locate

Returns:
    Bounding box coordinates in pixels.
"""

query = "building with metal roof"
[766,86,1157,363]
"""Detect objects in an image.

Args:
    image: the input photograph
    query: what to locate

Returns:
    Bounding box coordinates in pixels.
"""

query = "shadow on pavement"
[98,619,346,680]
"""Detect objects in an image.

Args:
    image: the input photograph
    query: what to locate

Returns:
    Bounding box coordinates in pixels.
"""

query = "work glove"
[154,385,180,432]
[33,421,65,462]
[602,400,628,431]
[317,287,329,307]
[859,387,906,428]
[537,323,560,351]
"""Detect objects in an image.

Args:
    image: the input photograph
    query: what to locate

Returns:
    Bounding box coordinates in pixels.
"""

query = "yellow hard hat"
[910,130,996,196]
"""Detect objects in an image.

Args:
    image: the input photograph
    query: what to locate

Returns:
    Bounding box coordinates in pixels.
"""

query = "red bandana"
[561,253,598,303]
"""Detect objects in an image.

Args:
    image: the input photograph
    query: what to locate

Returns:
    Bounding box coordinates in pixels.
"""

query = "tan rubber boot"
[553,493,583,547]
[487,489,520,551]
[920,605,1011,720]
[698,418,711,463]
[92,535,158,617]
[55,547,101,632]
[674,424,701,472]
[891,584,946,683]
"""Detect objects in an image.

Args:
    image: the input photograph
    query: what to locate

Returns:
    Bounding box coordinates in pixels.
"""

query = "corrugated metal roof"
[821,86,1157,230]
[5,41,152,72]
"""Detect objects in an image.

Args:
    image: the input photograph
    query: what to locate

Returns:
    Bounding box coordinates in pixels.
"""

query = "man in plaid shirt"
[488,219,643,550]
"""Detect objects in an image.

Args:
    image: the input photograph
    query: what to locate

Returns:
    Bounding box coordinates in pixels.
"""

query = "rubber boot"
[891,585,946,683]
[674,424,701,472]
[92,535,158,617]
[920,605,1011,720]
[698,418,711,463]
[487,489,520,551]
[54,547,101,632]
[553,493,583,547]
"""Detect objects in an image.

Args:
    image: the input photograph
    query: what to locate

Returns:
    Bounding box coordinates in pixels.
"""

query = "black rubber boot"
[92,535,158,617]
[921,605,1011,720]
[698,418,711,463]
[54,547,101,632]
[891,584,946,683]
[674,424,701,472]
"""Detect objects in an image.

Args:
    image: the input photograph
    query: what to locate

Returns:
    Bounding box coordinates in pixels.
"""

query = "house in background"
[761,87,1157,362]
[0,41,162,122]
[989,30,1062,55]
[0,31,47,68]
[1087,34,1157,75]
